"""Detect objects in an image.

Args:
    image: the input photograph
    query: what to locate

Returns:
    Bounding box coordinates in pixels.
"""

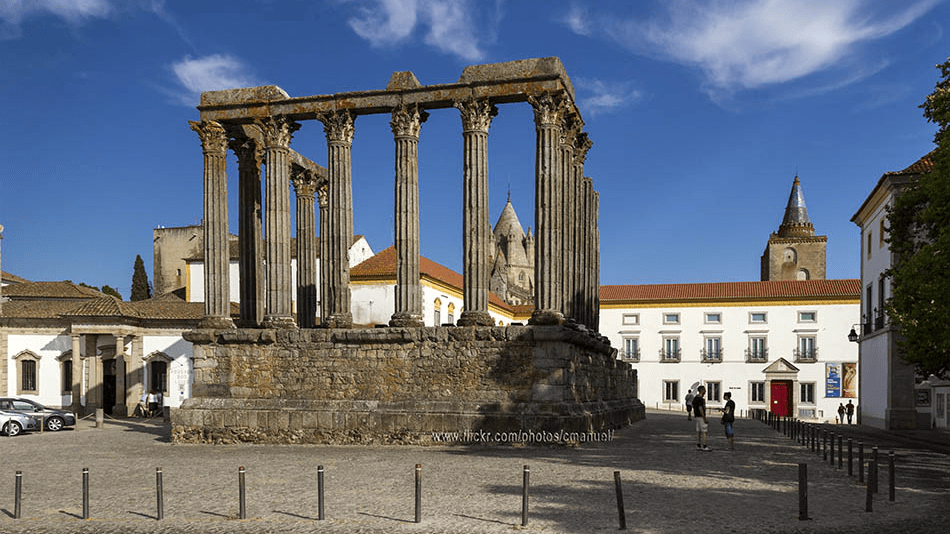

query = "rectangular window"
[21,360,37,393]
[706,381,721,402]
[622,313,639,325]
[750,312,767,324]
[867,231,872,259]
[663,312,680,325]
[704,312,721,324]
[662,337,680,361]
[622,338,639,361]
[749,337,767,361]
[433,309,440,326]
[801,382,816,404]
[703,337,722,361]
[150,361,168,394]
[62,361,72,394]
[797,336,817,361]
[663,380,679,402]
[879,219,886,247]
[798,311,817,323]
[447,312,454,325]
[751,382,765,403]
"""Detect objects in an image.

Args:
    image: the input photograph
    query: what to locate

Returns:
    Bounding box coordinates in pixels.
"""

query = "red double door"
[770,381,793,417]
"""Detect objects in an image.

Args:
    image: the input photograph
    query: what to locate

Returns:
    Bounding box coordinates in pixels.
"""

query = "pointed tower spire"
[777,176,815,238]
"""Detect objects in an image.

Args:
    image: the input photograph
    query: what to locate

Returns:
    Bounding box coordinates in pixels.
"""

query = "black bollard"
[521,465,530,527]
[872,447,879,494]
[318,465,325,520]
[822,430,827,461]
[415,464,422,524]
[838,436,843,470]
[865,460,875,512]
[14,471,22,520]
[830,432,835,466]
[798,463,809,521]
[238,466,246,520]
[614,471,626,530]
[859,442,865,483]
[888,452,895,502]
[156,467,164,520]
[848,439,853,476]
[82,468,90,520]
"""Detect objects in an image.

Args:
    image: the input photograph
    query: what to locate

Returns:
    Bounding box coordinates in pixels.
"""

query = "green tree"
[101,285,122,300]
[885,58,950,378]
[130,254,152,301]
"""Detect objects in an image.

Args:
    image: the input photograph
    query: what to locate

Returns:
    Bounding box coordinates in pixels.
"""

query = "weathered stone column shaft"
[293,171,318,328]
[70,334,82,412]
[317,186,329,324]
[529,94,566,325]
[259,117,298,328]
[189,120,233,328]
[232,136,265,326]
[319,111,355,328]
[390,105,426,327]
[456,99,496,326]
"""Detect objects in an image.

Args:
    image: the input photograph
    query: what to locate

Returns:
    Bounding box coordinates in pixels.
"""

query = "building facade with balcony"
[601,280,860,421]
[851,152,937,429]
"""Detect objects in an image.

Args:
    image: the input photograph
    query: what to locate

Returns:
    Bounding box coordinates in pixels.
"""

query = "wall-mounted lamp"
[847,324,860,343]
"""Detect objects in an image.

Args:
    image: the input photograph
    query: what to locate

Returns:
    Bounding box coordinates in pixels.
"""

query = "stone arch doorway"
[102,357,117,416]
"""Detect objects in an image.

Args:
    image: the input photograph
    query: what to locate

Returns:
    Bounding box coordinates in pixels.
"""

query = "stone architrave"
[455,98,497,326]
[389,104,428,327]
[292,168,319,328]
[230,133,265,327]
[258,116,300,329]
[317,110,356,329]
[528,94,567,325]
[317,185,329,324]
[70,334,82,412]
[189,120,234,329]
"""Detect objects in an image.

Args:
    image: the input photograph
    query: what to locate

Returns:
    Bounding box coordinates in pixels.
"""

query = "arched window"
[797,268,810,280]
[447,303,455,325]
[433,298,442,326]
[14,350,40,395]
[57,351,73,394]
[783,247,797,263]
[146,352,173,395]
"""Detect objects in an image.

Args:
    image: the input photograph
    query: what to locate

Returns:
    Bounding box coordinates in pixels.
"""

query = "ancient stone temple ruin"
[173,57,644,444]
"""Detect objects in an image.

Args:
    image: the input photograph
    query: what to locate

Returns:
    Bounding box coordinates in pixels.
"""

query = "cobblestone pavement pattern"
[1,409,947,533]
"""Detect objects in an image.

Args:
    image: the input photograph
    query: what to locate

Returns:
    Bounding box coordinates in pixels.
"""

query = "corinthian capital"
[189,120,228,155]
[528,94,568,129]
[257,116,299,150]
[291,167,318,197]
[455,99,498,134]
[573,132,593,166]
[317,185,329,208]
[317,110,355,145]
[390,105,429,138]
[229,135,264,168]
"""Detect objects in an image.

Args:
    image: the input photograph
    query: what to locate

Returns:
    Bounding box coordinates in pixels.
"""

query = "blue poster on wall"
[826,363,842,398]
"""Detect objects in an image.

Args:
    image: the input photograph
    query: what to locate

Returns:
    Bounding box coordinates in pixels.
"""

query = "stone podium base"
[173,325,644,445]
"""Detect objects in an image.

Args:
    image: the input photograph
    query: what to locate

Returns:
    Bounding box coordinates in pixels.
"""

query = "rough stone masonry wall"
[173,325,644,444]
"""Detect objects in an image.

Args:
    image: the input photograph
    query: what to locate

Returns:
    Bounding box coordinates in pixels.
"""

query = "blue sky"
[0,0,946,298]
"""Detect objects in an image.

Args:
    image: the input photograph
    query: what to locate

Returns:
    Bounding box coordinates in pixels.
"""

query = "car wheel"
[3,422,22,437]
[46,417,64,432]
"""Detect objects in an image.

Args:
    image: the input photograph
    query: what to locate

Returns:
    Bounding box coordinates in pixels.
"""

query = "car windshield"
[11,400,44,411]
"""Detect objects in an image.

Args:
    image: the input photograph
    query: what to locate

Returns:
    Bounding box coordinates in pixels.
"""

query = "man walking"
[722,392,736,451]
[692,385,710,451]
[846,400,855,424]
[685,389,694,420]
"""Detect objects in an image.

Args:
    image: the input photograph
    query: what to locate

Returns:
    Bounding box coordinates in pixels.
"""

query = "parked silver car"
[0,398,77,431]
[0,409,41,436]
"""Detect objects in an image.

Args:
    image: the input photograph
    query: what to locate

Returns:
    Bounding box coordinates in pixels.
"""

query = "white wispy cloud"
[575,78,643,116]
[0,0,113,38]
[562,3,591,37]
[171,54,259,106]
[565,0,939,100]
[346,0,491,60]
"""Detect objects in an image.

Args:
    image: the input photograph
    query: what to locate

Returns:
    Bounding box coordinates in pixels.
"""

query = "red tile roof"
[885,151,935,177]
[600,279,860,303]
[1,271,29,284]
[2,281,107,299]
[352,246,512,310]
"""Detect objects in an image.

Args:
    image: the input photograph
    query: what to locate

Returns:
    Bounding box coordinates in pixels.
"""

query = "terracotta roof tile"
[600,279,860,302]
[2,281,106,299]
[884,151,935,177]
[1,271,29,284]
[0,300,86,319]
[352,247,511,310]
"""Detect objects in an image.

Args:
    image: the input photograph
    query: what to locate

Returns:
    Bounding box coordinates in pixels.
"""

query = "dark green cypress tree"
[130,254,152,301]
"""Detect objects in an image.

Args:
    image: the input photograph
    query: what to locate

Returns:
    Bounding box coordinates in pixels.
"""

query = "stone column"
[389,105,428,327]
[573,134,592,327]
[85,336,99,412]
[126,336,143,416]
[559,113,579,321]
[455,99,497,327]
[70,334,82,412]
[592,189,601,333]
[528,94,566,325]
[231,134,265,327]
[583,177,594,328]
[258,116,299,329]
[113,335,126,416]
[317,186,329,324]
[189,120,234,329]
[292,168,318,328]
[318,110,356,328]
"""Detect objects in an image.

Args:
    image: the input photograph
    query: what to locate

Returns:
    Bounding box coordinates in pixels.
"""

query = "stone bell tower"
[761,176,827,281]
